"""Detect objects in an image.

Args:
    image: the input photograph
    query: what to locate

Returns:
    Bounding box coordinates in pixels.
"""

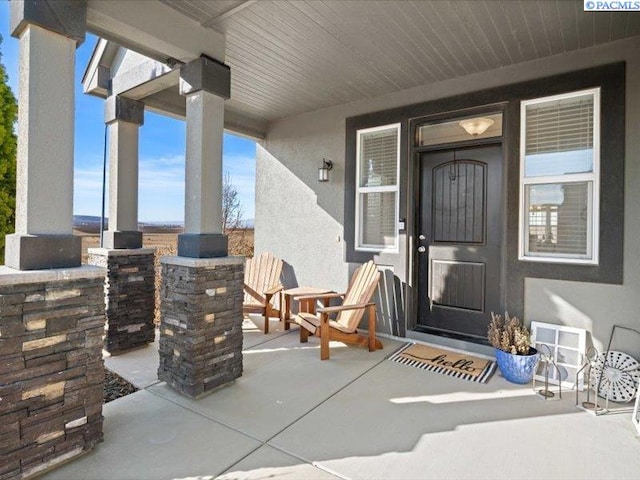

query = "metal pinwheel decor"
[590,351,640,403]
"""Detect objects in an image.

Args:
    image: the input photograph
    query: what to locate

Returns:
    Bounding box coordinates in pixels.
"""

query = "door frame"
[406,102,509,338]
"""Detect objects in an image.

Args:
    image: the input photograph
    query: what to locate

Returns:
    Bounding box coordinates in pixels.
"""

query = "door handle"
[417,246,426,253]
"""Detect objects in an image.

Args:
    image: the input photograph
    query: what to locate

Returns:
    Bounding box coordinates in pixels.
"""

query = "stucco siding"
[111,47,152,77]
[256,35,640,343]
[255,116,349,292]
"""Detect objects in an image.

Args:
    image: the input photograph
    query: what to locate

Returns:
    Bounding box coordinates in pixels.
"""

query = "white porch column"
[104,95,144,249]
[5,1,87,270]
[0,4,107,480]
[160,56,243,398]
[178,56,231,257]
[185,90,224,234]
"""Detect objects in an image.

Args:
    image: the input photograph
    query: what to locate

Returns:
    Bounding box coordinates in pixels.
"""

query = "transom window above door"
[417,112,503,147]
[519,88,600,264]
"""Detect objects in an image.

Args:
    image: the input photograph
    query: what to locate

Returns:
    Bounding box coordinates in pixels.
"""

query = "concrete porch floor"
[44,316,640,480]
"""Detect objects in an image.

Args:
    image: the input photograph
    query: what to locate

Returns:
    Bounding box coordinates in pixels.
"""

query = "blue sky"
[0,4,256,223]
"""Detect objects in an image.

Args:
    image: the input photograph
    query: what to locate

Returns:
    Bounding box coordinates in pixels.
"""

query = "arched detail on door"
[432,160,487,244]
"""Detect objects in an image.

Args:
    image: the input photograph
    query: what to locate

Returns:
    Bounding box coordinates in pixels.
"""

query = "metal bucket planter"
[495,348,540,384]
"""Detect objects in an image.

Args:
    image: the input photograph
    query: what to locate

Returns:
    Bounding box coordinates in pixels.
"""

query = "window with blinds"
[520,89,599,264]
[356,124,400,252]
[525,94,594,177]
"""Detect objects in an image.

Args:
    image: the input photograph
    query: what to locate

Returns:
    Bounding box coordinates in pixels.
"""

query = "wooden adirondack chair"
[293,261,382,360]
[243,252,284,334]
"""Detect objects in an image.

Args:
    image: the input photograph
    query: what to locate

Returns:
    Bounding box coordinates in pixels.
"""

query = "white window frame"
[355,123,401,253]
[518,88,600,265]
[530,321,587,390]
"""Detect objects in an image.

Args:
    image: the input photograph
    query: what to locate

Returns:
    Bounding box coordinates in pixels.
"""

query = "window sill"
[518,255,598,266]
[356,246,399,254]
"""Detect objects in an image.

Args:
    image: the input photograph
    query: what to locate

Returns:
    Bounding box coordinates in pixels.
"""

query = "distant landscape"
[74,215,254,263]
[73,215,254,234]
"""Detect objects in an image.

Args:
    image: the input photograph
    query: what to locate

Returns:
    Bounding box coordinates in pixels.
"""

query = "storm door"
[417,145,503,338]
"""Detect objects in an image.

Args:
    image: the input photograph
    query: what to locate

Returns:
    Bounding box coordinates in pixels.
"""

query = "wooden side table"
[281,286,333,330]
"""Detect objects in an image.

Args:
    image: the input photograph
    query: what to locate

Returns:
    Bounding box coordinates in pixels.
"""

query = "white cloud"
[74,165,107,216]
[139,154,185,190]
[75,167,104,193]
[224,154,256,170]
[72,152,256,222]
[223,154,256,219]
[138,154,185,221]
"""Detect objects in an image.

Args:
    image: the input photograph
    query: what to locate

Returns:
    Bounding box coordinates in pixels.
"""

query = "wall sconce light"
[318,158,333,182]
[458,117,495,136]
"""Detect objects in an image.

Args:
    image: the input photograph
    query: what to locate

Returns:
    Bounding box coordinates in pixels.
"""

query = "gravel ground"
[104,368,139,403]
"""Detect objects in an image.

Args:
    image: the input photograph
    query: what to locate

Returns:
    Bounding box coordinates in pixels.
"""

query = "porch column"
[1,4,108,480]
[159,56,244,398]
[87,96,155,354]
[4,1,86,270]
[104,95,144,249]
[177,55,230,258]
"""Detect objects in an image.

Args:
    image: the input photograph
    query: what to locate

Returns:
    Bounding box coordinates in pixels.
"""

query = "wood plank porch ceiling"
[160,0,640,124]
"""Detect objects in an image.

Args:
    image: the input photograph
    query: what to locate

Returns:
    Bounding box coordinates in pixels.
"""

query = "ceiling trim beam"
[116,68,180,101]
[201,1,257,28]
[87,0,225,64]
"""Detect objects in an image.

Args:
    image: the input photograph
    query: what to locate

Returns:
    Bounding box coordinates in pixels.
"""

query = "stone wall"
[0,266,106,480]
[88,248,155,354]
[158,256,244,398]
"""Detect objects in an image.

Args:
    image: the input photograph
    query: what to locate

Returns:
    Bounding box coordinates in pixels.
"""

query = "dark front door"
[417,145,503,339]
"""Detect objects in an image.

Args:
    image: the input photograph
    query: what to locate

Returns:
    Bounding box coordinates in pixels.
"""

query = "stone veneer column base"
[0,265,106,480]
[87,248,156,354]
[159,256,244,398]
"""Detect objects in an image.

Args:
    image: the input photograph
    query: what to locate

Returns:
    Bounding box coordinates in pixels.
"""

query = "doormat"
[389,343,496,383]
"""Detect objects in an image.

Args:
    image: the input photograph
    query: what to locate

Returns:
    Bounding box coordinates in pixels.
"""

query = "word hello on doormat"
[389,343,496,383]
